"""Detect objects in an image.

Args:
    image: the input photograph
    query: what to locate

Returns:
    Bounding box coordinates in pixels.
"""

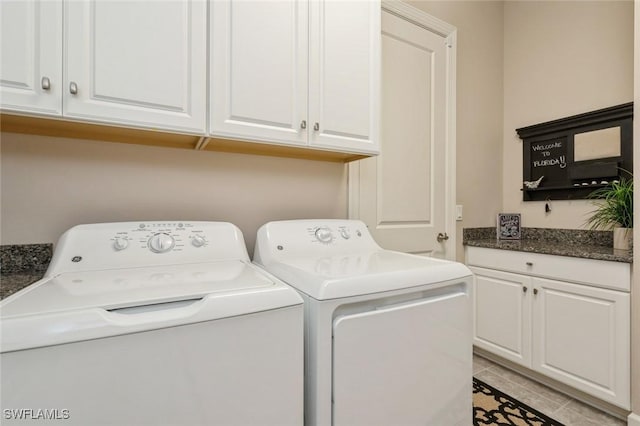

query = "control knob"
[339,229,351,240]
[315,227,334,244]
[191,235,206,247]
[113,237,129,251]
[148,233,175,253]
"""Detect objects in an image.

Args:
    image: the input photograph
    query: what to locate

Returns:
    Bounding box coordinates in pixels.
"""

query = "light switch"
[456,205,463,221]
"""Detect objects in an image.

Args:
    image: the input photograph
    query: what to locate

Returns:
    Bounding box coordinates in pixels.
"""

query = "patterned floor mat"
[473,378,565,425]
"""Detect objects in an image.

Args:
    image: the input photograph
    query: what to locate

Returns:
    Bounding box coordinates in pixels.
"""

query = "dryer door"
[332,287,471,426]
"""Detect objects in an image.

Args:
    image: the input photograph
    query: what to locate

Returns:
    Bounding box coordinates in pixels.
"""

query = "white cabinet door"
[64,0,206,133]
[532,277,630,409]
[0,0,62,115]
[470,267,532,367]
[308,0,380,154]
[210,0,308,146]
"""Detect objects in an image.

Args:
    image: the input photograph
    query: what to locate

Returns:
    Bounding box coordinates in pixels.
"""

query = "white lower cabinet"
[471,268,531,367]
[532,277,630,408]
[467,247,630,409]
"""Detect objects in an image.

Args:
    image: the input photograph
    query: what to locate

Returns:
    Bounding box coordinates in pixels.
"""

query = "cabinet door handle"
[41,76,51,90]
[533,288,538,295]
[300,120,307,129]
[526,262,533,266]
[436,232,449,242]
[69,81,78,95]
[313,122,320,131]
[523,286,528,293]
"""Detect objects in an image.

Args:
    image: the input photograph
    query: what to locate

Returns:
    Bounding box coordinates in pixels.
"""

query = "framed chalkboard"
[497,213,521,240]
[517,103,633,201]
[527,138,568,188]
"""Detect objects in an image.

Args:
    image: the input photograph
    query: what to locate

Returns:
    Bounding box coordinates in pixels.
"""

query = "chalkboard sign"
[497,213,521,240]
[517,102,633,201]
[528,137,568,187]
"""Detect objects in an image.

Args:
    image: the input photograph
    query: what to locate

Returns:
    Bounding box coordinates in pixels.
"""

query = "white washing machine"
[1,221,303,426]
[253,219,473,426]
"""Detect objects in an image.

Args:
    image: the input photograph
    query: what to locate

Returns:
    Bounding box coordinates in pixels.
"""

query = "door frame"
[348,0,457,260]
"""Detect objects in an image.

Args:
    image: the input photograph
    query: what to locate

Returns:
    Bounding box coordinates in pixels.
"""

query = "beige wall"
[409,1,505,261]
[503,1,634,229]
[0,133,348,255]
[1,1,506,263]
[0,1,633,253]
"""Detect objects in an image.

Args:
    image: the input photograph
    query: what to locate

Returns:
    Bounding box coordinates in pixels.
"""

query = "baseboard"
[628,412,640,426]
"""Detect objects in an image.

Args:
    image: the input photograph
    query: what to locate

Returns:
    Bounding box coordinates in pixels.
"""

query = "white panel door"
[349,8,454,257]
[532,278,630,409]
[210,0,308,146]
[470,267,532,367]
[308,0,380,154]
[64,0,206,133]
[332,290,471,426]
[0,0,62,115]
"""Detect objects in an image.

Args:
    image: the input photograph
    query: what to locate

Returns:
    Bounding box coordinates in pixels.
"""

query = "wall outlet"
[456,205,463,221]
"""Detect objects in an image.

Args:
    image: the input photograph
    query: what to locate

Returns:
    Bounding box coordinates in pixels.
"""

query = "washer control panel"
[47,221,248,275]
[107,222,210,254]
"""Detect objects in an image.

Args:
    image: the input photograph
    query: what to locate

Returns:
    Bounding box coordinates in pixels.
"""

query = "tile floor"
[473,354,626,426]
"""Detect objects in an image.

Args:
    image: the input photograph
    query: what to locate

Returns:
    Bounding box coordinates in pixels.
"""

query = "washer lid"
[2,261,290,318]
[1,261,302,352]
[258,250,472,300]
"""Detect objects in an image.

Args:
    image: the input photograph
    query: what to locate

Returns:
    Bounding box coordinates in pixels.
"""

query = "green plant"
[586,174,633,230]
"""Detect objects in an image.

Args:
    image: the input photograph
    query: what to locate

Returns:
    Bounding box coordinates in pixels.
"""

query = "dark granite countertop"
[1,243,52,300]
[465,239,632,263]
[463,227,632,263]
[1,271,45,300]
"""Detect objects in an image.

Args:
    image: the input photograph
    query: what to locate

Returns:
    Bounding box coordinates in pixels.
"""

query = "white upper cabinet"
[308,0,379,153]
[2,0,378,160]
[0,0,63,116]
[210,0,308,146]
[64,0,207,133]
[210,0,380,155]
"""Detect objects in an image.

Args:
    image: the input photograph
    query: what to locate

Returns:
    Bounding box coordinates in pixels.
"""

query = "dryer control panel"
[254,220,381,266]
[309,224,363,245]
[47,221,250,275]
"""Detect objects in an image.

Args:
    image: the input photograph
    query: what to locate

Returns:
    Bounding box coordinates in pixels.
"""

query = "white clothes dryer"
[254,219,473,426]
[1,221,303,426]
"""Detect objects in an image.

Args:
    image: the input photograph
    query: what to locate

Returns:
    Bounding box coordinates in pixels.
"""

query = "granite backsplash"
[1,244,53,273]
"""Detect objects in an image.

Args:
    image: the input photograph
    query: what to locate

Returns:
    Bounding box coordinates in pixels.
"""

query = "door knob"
[300,120,307,129]
[437,232,449,242]
[313,122,320,131]
[41,76,51,90]
[69,81,78,95]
